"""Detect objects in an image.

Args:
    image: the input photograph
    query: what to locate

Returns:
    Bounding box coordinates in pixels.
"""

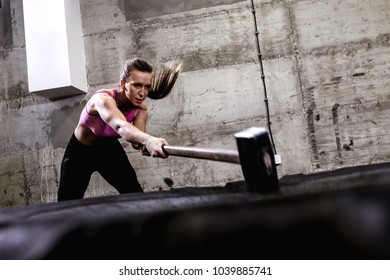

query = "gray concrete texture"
[0,0,389,208]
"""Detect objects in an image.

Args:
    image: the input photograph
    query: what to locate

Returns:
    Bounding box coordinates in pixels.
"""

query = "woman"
[58,58,181,201]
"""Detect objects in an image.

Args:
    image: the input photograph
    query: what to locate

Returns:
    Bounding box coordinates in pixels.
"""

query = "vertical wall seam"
[286,0,320,170]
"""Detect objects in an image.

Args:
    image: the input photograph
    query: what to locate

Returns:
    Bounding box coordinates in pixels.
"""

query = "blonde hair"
[149,60,182,100]
[120,58,182,100]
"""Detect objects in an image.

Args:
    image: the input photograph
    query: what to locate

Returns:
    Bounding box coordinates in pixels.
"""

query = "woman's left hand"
[144,137,169,158]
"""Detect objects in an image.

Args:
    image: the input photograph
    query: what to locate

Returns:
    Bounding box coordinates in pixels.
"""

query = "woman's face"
[122,69,152,106]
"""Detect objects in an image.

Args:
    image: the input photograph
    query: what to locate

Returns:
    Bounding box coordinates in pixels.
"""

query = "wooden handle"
[162,145,240,164]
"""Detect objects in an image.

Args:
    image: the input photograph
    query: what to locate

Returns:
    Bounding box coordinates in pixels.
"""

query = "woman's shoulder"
[95,88,116,97]
[87,89,116,111]
[91,88,117,103]
[137,102,147,110]
[134,102,148,115]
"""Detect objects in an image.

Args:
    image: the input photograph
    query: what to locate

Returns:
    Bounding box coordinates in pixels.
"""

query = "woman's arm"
[131,103,150,154]
[91,93,168,158]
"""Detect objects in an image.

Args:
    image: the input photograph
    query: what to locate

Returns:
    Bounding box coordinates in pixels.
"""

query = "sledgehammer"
[162,127,279,193]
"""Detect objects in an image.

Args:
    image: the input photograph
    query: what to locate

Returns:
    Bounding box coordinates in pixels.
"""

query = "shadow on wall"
[49,101,85,148]
[0,0,13,47]
[121,0,246,20]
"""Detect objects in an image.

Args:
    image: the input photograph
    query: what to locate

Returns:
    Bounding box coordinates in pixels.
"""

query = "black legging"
[58,134,143,201]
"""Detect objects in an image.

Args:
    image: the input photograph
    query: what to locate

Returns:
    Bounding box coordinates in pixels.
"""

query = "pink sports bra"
[78,88,136,138]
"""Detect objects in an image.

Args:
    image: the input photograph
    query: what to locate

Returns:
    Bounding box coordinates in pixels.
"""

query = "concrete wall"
[0,0,389,208]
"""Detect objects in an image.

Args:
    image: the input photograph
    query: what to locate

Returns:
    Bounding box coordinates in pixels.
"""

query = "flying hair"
[148,60,183,100]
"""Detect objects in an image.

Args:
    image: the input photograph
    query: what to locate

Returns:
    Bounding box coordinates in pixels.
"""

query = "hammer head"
[235,127,279,193]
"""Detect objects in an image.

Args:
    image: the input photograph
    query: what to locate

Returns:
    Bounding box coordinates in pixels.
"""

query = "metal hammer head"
[235,127,279,193]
